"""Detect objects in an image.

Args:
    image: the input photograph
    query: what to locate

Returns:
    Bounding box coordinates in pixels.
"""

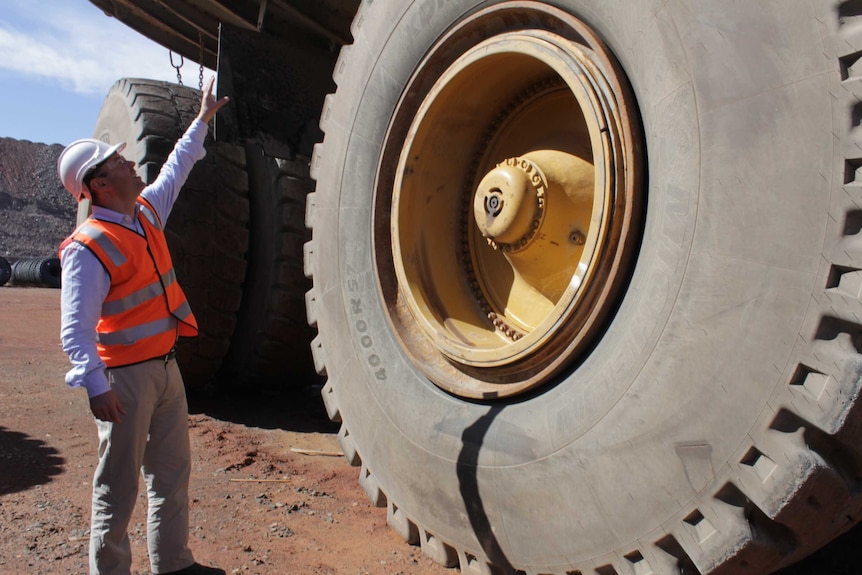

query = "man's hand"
[89,389,126,423]
[197,76,230,124]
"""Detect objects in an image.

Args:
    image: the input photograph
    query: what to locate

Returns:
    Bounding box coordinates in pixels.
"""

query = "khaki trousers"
[89,357,195,575]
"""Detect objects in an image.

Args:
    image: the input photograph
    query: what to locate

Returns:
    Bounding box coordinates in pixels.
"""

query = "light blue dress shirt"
[60,119,208,398]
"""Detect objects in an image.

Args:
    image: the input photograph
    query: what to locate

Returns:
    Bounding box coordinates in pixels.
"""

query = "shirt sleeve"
[60,241,111,398]
[141,118,209,224]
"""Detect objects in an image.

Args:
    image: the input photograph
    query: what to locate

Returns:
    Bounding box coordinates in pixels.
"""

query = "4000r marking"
[348,278,387,381]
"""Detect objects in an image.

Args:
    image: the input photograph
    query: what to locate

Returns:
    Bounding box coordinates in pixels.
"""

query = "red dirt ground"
[0,287,451,575]
[1,287,860,575]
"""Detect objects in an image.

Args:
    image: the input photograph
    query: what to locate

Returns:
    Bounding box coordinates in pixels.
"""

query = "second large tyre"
[92,78,249,389]
[218,148,318,389]
[307,1,862,574]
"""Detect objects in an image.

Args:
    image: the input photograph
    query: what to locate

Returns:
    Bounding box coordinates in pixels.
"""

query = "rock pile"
[0,137,77,259]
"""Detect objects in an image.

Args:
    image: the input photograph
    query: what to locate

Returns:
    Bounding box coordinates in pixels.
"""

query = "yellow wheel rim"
[376,3,644,399]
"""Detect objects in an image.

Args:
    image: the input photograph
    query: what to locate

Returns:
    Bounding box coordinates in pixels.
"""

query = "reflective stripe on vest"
[101,270,177,317]
[76,224,127,267]
[139,203,161,230]
[59,197,198,367]
[97,316,178,346]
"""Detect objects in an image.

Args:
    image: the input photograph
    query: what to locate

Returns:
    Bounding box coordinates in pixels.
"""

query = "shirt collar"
[91,203,140,226]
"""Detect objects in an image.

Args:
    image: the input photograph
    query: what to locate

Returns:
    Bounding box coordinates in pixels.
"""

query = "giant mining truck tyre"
[306,1,862,574]
[218,149,319,389]
[91,79,249,389]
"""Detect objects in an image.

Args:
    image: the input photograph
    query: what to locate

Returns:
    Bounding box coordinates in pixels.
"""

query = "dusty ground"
[0,287,451,575]
[2,287,861,575]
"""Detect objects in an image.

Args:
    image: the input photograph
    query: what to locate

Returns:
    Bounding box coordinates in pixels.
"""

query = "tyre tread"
[218,153,316,388]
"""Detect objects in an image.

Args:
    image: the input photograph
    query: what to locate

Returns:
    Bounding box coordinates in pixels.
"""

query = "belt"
[159,346,177,363]
[108,347,179,370]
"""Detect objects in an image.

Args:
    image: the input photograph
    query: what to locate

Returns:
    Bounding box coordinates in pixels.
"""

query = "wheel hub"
[474,158,545,248]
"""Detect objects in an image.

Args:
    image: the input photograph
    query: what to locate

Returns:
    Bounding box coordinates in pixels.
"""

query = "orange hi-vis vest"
[59,198,198,367]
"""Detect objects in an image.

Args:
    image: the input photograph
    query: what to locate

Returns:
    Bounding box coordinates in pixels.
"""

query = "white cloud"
[0,0,206,95]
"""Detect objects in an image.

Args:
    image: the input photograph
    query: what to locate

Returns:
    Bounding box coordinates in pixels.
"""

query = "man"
[57,78,229,575]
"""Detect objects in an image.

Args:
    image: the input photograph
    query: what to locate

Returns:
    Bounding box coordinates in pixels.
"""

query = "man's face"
[87,153,145,199]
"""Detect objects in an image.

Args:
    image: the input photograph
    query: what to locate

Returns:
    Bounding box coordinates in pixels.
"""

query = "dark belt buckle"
[164,347,177,363]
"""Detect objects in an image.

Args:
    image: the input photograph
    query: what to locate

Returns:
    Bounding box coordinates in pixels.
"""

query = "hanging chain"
[169,50,184,86]
[169,32,206,90]
[197,31,205,91]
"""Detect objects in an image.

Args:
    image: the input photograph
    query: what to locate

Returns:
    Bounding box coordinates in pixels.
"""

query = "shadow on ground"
[186,380,338,435]
[0,426,65,496]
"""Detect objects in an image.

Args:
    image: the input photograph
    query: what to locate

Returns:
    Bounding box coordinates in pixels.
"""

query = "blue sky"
[0,0,213,146]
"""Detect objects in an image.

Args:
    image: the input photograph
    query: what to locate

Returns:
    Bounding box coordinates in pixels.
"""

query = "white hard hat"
[57,139,126,201]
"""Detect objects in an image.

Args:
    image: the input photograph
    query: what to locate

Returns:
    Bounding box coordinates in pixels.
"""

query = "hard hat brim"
[86,142,127,176]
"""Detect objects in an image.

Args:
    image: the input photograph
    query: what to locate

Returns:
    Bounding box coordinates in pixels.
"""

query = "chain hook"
[169,50,184,86]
